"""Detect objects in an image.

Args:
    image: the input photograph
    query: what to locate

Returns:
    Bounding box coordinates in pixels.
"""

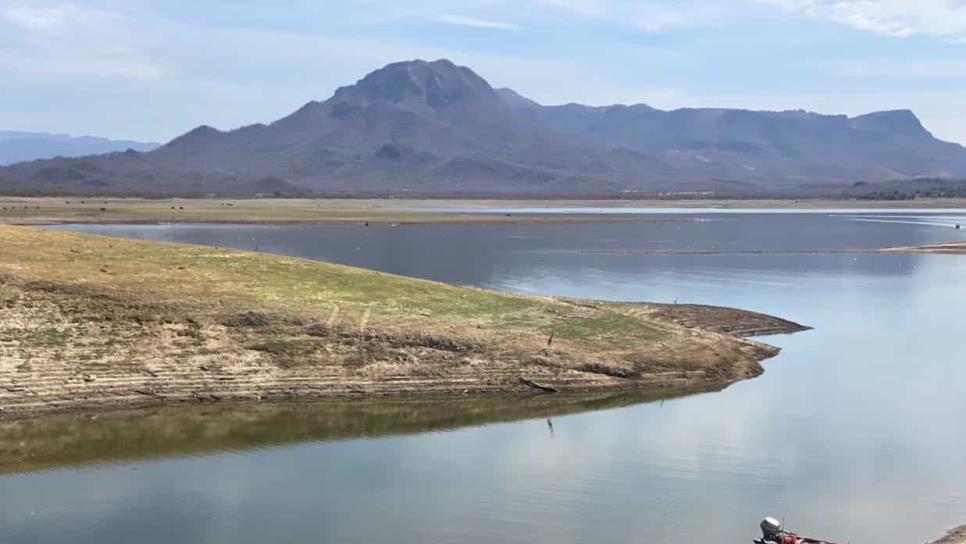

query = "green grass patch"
[249,339,311,356]
[550,312,662,342]
[0,327,72,346]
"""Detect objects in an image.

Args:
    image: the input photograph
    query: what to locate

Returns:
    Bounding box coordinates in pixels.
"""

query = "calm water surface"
[5,211,966,543]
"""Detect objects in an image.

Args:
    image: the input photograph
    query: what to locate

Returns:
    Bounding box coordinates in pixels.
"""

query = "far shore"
[1,196,966,226]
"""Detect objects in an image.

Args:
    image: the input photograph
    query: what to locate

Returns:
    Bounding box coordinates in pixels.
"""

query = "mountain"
[0,131,158,166]
[504,100,966,188]
[1,59,965,197]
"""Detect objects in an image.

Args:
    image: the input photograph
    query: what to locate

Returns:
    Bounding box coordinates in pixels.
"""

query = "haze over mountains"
[0,131,158,167]
[2,59,965,197]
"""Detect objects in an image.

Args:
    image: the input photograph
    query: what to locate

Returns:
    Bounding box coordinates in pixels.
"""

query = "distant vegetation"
[832,178,966,200]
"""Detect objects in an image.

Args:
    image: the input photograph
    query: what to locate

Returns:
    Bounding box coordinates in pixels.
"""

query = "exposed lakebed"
[3,211,965,544]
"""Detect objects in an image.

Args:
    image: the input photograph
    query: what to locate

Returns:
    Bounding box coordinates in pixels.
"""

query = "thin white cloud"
[3,4,69,30]
[534,0,606,17]
[0,2,162,79]
[432,14,520,30]
[534,0,735,32]
[535,0,966,38]
[756,0,966,39]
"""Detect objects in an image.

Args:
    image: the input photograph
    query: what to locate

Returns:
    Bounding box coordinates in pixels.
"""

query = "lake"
[4,211,966,544]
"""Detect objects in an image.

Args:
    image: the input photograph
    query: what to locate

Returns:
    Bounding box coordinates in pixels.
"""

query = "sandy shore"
[0,225,805,420]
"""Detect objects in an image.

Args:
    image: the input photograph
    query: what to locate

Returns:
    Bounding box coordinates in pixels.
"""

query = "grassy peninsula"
[0,225,804,419]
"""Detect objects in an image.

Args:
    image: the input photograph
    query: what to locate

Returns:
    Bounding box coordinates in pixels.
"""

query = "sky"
[3,0,966,144]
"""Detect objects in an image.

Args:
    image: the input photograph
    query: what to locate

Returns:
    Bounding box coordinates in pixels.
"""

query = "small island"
[0,225,806,419]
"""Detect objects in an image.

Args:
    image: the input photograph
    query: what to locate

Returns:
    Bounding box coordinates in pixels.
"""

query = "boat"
[755,517,840,544]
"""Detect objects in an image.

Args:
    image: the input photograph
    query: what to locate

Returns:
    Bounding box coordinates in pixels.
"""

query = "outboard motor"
[761,518,782,537]
[755,517,783,544]
[756,517,837,544]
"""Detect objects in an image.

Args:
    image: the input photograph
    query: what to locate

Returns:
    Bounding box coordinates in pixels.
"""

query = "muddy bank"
[648,303,811,337]
[0,226,805,420]
[929,526,966,544]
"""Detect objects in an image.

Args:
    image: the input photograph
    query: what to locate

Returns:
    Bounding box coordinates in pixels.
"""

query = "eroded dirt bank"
[0,226,805,420]
[648,303,811,337]
[929,526,966,544]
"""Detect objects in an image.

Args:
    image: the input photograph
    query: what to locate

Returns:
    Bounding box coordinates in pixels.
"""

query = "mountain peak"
[163,125,224,150]
[334,59,496,110]
[850,109,930,138]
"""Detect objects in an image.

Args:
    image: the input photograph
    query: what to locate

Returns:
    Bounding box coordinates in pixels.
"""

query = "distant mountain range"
[0,131,158,167]
[1,59,965,197]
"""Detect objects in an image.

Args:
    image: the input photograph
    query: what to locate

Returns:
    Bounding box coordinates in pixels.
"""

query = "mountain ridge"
[0,131,159,167]
[1,58,964,197]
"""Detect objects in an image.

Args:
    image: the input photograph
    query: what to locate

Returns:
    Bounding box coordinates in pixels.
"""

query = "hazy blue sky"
[4,0,966,144]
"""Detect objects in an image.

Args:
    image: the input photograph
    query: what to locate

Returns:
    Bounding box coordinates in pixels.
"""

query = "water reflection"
[0,390,709,477]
